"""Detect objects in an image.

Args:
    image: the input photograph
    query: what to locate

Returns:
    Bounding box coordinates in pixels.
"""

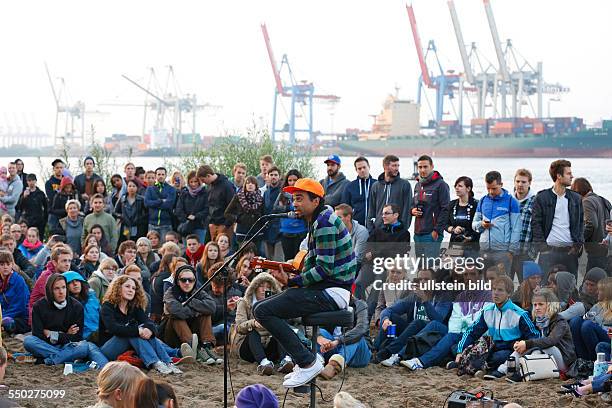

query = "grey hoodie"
[319,172,350,207]
[367,172,413,231]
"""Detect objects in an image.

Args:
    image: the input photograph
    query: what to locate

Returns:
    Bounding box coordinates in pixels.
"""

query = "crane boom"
[406,4,433,88]
[44,62,60,108]
[121,75,168,106]
[483,0,509,82]
[447,0,475,84]
[261,23,286,96]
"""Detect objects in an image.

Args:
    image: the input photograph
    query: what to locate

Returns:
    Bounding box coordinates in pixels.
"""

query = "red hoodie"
[184,244,205,268]
[28,260,57,326]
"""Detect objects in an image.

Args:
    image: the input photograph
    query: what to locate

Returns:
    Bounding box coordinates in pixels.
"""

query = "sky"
[0,0,610,144]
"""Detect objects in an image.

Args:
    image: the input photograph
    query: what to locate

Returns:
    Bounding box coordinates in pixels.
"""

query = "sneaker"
[446,361,458,370]
[172,356,195,365]
[505,372,523,383]
[374,350,391,364]
[282,359,324,388]
[380,354,400,367]
[180,343,195,361]
[204,344,223,364]
[191,334,199,358]
[399,358,423,371]
[166,363,183,374]
[483,370,505,380]
[257,361,275,376]
[153,361,172,375]
[196,347,216,365]
[474,370,486,379]
[277,357,295,374]
[13,353,37,364]
[284,354,323,381]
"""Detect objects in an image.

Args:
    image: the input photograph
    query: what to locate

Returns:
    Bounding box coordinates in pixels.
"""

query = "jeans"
[354,264,386,302]
[213,323,231,344]
[509,253,531,283]
[587,255,609,274]
[593,373,612,393]
[239,330,288,364]
[418,322,460,368]
[149,224,172,242]
[24,336,108,367]
[414,233,443,261]
[488,349,512,371]
[570,317,608,361]
[101,336,171,367]
[253,287,339,367]
[319,328,371,368]
[281,233,307,262]
[539,250,579,281]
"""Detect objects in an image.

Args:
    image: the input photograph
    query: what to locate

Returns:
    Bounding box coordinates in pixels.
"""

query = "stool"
[294,309,354,407]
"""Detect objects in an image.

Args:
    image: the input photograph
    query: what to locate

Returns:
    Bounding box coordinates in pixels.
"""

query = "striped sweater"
[290,205,356,290]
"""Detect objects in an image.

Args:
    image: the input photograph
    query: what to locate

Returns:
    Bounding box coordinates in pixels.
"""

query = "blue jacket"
[81,289,100,341]
[473,188,522,253]
[379,292,452,325]
[342,176,375,226]
[457,299,540,353]
[0,272,30,319]
[274,192,307,235]
[144,182,176,226]
[263,184,282,242]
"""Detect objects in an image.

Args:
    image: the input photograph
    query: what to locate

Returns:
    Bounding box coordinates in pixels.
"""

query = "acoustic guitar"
[249,250,307,274]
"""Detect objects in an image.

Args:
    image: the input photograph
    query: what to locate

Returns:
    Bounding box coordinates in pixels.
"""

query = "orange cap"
[283,178,325,198]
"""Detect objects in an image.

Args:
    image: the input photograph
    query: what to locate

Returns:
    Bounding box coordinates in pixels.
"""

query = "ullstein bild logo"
[372,254,486,275]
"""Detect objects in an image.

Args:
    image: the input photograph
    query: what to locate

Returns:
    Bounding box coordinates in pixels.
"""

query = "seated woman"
[136,237,160,271]
[559,267,607,321]
[63,271,101,342]
[508,288,576,381]
[88,258,119,303]
[216,233,234,259]
[163,264,219,365]
[232,272,292,375]
[234,254,257,295]
[88,224,114,258]
[569,277,612,361]
[195,242,223,285]
[84,361,145,408]
[79,244,101,279]
[99,275,182,375]
[24,273,108,367]
[373,266,409,326]
[146,230,162,254]
[510,261,543,313]
[17,227,44,273]
[83,234,109,261]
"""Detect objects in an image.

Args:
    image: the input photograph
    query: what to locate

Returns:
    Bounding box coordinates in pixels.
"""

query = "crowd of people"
[0,153,611,406]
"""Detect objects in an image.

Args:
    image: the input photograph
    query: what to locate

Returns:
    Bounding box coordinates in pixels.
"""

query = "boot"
[319,354,345,380]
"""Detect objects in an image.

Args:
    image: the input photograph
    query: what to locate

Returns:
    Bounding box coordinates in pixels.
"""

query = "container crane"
[261,23,340,145]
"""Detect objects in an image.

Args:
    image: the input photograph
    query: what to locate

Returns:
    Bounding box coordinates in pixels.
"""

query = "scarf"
[54,300,67,310]
[535,315,550,336]
[22,239,43,251]
[237,189,263,212]
[185,244,205,267]
[188,184,204,198]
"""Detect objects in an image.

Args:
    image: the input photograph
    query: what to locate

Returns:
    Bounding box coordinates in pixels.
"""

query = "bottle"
[593,352,607,377]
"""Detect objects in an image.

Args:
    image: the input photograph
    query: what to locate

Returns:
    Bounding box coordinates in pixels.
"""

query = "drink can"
[387,324,397,338]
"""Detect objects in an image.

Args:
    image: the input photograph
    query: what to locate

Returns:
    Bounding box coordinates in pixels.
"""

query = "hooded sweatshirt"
[412,170,450,235]
[88,269,112,303]
[0,271,30,320]
[28,260,59,326]
[144,181,177,227]
[367,172,413,231]
[473,188,522,253]
[31,273,84,345]
[319,172,350,208]
[342,175,375,226]
[163,270,216,321]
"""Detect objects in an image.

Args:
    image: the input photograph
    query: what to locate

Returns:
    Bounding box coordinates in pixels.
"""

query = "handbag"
[518,349,559,381]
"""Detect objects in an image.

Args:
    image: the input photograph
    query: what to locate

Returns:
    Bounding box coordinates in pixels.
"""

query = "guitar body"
[250,250,307,274]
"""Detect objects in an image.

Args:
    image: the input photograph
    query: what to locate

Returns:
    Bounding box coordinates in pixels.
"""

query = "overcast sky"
[0,0,610,142]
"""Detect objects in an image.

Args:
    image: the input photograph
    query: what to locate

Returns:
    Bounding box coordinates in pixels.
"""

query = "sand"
[0,336,607,408]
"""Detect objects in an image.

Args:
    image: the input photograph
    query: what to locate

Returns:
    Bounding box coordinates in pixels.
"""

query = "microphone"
[261,211,298,219]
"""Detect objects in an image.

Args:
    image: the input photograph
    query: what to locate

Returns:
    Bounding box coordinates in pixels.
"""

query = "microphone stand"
[182,217,273,408]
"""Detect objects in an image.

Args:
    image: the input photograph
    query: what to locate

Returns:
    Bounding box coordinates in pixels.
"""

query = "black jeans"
[253,287,338,367]
[281,233,306,261]
[239,331,287,363]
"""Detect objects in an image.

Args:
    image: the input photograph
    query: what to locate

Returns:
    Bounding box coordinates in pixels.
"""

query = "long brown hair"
[199,242,223,278]
[597,277,612,321]
[103,275,148,311]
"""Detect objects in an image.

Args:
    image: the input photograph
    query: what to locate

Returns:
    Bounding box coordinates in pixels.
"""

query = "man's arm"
[402,181,413,229]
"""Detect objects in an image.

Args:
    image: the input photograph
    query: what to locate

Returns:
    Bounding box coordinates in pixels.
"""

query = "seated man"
[24,273,108,367]
[205,262,242,348]
[375,268,452,366]
[399,265,492,370]
[454,275,539,379]
[0,250,30,334]
[0,234,34,287]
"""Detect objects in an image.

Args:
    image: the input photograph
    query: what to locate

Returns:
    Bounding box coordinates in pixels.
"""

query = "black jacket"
[50,192,77,219]
[99,301,157,345]
[175,187,210,231]
[31,273,84,345]
[13,248,35,280]
[163,282,216,321]
[207,174,236,226]
[16,188,48,228]
[446,198,480,249]
[114,194,148,239]
[532,188,584,249]
[73,172,103,206]
[412,171,451,235]
[366,221,411,259]
[224,194,264,236]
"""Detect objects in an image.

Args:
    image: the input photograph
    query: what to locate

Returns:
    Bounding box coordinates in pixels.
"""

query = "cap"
[283,178,325,198]
[324,154,341,165]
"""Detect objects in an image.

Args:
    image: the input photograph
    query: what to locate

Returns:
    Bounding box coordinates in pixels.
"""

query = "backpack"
[401,329,444,361]
[457,336,493,376]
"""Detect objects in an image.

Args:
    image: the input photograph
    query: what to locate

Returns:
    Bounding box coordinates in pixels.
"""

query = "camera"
[265,289,272,298]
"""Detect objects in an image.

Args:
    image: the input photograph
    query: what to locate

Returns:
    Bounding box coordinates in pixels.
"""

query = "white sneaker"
[284,354,324,381]
[191,334,199,359]
[180,343,194,361]
[153,361,172,375]
[282,359,324,388]
[380,354,400,367]
[166,363,183,374]
[399,358,423,371]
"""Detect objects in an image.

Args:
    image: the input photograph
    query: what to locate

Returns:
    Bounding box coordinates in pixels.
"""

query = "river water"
[6,156,612,200]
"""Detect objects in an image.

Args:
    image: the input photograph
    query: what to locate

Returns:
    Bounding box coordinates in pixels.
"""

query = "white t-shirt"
[546,190,573,247]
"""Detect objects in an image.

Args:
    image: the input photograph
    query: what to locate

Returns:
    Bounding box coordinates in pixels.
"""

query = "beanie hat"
[235,384,279,408]
[60,176,74,191]
[523,261,543,280]
[84,156,95,166]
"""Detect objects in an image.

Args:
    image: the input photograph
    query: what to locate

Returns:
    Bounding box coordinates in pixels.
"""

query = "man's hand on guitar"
[271,264,289,286]
[253,320,264,330]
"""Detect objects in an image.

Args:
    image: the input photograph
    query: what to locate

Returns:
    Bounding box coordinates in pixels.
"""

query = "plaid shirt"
[518,194,536,253]
[290,206,356,290]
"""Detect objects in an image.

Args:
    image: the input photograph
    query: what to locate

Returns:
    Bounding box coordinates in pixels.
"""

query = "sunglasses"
[179,278,196,284]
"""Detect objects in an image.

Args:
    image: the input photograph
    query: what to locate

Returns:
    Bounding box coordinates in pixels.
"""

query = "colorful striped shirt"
[290,205,356,290]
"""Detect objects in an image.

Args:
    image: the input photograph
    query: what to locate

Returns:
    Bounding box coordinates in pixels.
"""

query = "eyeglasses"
[179,278,196,284]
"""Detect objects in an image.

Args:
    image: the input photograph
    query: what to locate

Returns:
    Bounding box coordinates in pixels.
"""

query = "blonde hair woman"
[85,361,145,408]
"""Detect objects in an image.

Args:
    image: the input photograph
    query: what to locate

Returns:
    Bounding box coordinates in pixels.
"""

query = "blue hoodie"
[472,188,521,253]
[379,292,452,326]
[341,176,375,226]
[0,271,30,320]
[144,182,176,226]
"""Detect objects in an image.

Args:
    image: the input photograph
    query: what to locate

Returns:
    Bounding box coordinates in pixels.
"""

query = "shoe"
[257,361,275,376]
[505,372,523,383]
[13,353,36,364]
[483,370,505,380]
[180,343,195,361]
[166,363,183,374]
[319,354,345,380]
[399,358,423,371]
[282,359,324,388]
[446,361,458,370]
[153,361,172,375]
[284,354,323,381]
[474,370,486,379]
[374,350,391,364]
[557,387,581,397]
[380,354,400,367]
[560,382,583,391]
[277,357,295,374]
[191,334,199,359]
[196,347,216,365]
[173,355,195,365]
[204,344,223,364]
